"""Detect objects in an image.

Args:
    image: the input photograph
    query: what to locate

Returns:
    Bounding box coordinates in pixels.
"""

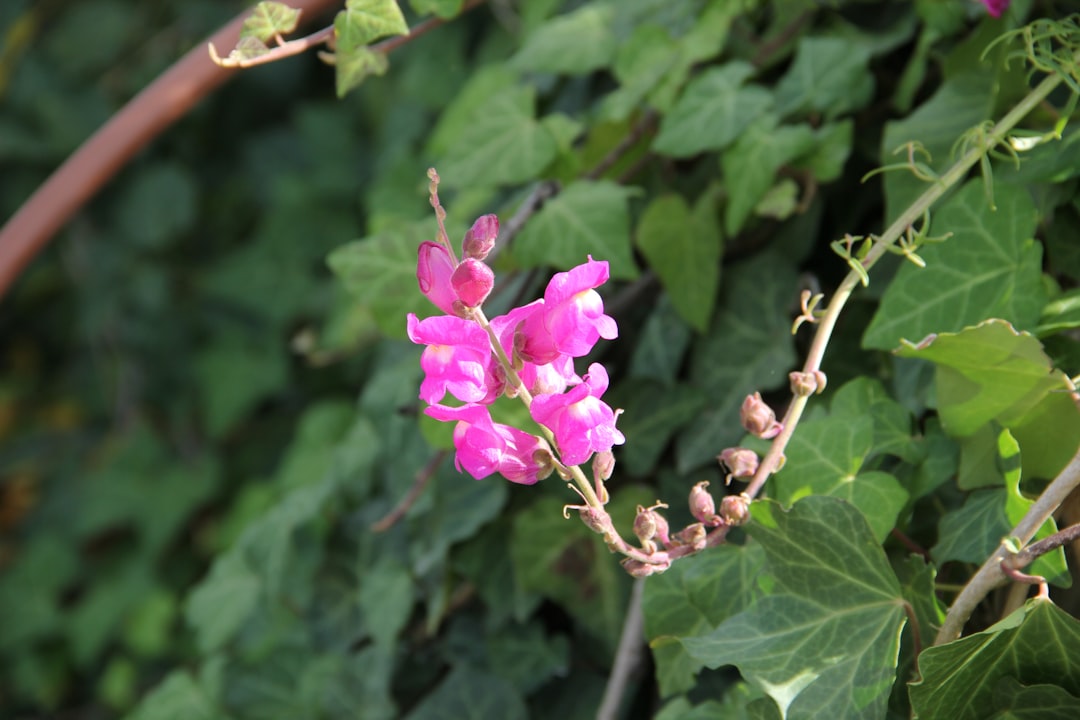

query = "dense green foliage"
[3,1,1080,718]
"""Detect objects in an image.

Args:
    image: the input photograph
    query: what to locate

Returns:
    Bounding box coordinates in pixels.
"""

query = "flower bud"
[634,504,657,545]
[673,522,707,551]
[740,392,783,439]
[718,448,759,483]
[789,370,827,397]
[592,451,615,483]
[622,556,672,577]
[451,258,494,308]
[689,481,721,526]
[720,494,751,526]
[462,214,499,260]
[417,241,459,315]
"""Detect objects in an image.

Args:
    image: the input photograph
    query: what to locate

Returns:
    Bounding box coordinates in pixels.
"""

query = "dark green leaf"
[514,180,639,279]
[684,497,906,720]
[126,670,225,720]
[404,665,527,720]
[773,37,874,119]
[611,381,706,478]
[988,679,1080,719]
[910,599,1080,720]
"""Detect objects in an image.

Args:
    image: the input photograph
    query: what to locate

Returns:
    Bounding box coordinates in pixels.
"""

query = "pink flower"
[530,363,625,466]
[489,303,581,396]
[417,242,459,316]
[462,214,499,260]
[980,0,1009,17]
[407,314,500,404]
[451,258,494,308]
[425,403,553,484]
[520,257,618,364]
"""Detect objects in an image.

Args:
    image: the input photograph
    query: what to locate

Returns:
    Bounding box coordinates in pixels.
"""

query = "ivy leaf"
[635,193,722,331]
[676,252,797,472]
[653,63,773,158]
[184,553,261,654]
[774,37,874,119]
[643,544,767,697]
[987,679,1080,719]
[720,119,816,236]
[910,599,1080,720]
[241,2,301,42]
[404,665,527,720]
[513,180,639,279]
[683,497,907,720]
[627,293,693,385]
[791,120,854,182]
[127,670,224,720]
[334,46,390,98]
[864,180,1044,350]
[600,24,680,121]
[338,0,409,45]
[895,320,1080,480]
[830,377,919,463]
[609,381,706,478]
[511,5,616,75]
[327,221,432,338]
[437,86,558,188]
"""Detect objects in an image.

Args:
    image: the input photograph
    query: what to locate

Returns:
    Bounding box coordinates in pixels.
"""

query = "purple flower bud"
[673,522,707,551]
[634,504,657,544]
[622,557,672,577]
[718,448,759,482]
[462,214,499,261]
[689,481,721,526]
[451,259,494,308]
[740,392,783,439]
[417,241,459,316]
[592,451,615,483]
[720,494,751,526]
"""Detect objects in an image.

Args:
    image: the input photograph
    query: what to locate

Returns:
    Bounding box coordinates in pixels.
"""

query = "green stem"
[743,68,1065,503]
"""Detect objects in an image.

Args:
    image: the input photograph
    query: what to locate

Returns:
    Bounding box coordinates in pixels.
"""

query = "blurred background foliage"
[3,0,1080,718]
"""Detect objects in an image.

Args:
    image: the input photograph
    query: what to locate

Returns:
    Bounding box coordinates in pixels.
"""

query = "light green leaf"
[910,599,1080,720]
[512,5,616,75]
[676,251,798,472]
[240,2,301,42]
[830,377,919,462]
[791,120,854,182]
[721,120,816,236]
[126,670,224,720]
[770,411,908,543]
[1037,288,1080,336]
[338,0,409,45]
[513,180,639,279]
[684,497,907,720]
[653,63,773,158]
[864,180,1044,350]
[404,665,527,720]
[334,45,390,98]
[184,553,260,654]
[600,24,680,121]
[774,37,874,119]
[895,320,1080,480]
[426,65,517,157]
[643,543,766,697]
[327,221,433,338]
[988,679,1080,719]
[635,193,721,331]
[753,179,799,221]
[437,86,558,188]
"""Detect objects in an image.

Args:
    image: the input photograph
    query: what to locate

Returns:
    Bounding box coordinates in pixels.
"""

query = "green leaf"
[327,221,433,338]
[676,252,797,472]
[864,180,1045,351]
[513,180,639,279]
[126,670,224,720]
[627,293,693,385]
[610,381,706,478]
[895,320,1080,480]
[910,599,1080,720]
[830,377,919,462]
[791,120,854,182]
[195,336,288,438]
[404,665,527,720]
[600,24,680,121]
[635,193,721,331]
[357,559,414,649]
[1037,288,1080,336]
[486,620,569,695]
[773,37,874,119]
[933,488,1009,565]
[334,46,390,98]
[338,0,409,45]
[240,2,301,42]
[643,543,766,697]
[511,5,616,75]
[184,553,261,654]
[988,679,1080,719]
[684,497,907,720]
[653,63,773,158]
[770,411,909,543]
[721,120,816,236]
[437,86,558,188]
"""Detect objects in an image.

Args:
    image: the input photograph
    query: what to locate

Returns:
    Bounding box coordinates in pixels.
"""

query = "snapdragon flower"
[425,403,553,484]
[407,313,501,404]
[530,363,625,466]
[519,258,618,364]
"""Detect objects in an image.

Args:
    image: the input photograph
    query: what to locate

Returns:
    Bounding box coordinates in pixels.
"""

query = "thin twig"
[597,578,647,720]
[370,450,447,532]
[1004,521,1080,568]
[209,25,334,68]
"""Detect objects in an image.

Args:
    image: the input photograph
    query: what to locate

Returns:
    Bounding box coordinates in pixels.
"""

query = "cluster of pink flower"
[407,212,625,485]
[980,0,1010,18]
